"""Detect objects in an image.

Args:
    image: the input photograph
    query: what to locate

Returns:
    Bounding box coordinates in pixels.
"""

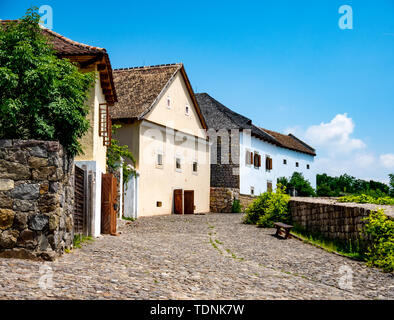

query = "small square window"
[157,153,163,166]
[193,161,198,173]
[250,186,255,195]
[185,105,190,115]
[307,164,310,169]
[156,201,162,207]
[176,158,181,170]
[283,159,287,165]
[296,162,299,167]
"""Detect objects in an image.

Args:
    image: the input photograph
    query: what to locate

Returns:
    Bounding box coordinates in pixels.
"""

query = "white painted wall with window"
[239,132,316,196]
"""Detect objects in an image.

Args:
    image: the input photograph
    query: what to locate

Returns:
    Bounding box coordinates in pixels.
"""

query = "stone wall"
[0,140,74,260]
[238,193,257,210]
[210,187,239,213]
[289,198,393,241]
[210,187,257,213]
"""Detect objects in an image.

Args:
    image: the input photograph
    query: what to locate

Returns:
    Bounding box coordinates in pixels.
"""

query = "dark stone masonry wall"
[210,131,240,189]
[0,140,74,261]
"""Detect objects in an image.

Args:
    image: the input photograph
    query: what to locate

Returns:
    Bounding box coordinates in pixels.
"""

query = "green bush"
[338,194,394,205]
[107,124,136,185]
[231,199,242,213]
[243,184,290,227]
[0,8,95,156]
[362,209,394,272]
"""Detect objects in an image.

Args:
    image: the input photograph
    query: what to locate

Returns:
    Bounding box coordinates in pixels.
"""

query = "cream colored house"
[110,64,210,217]
[42,28,117,236]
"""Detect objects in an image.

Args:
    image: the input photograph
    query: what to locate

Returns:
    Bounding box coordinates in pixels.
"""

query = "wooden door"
[184,190,194,214]
[101,173,118,235]
[174,189,183,214]
[267,181,273,193]
[74,165,86,234]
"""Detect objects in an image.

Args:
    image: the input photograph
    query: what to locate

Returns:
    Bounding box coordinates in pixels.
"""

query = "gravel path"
[0,213,393,300]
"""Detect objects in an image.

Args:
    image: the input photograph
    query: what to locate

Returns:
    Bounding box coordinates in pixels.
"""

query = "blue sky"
[1,0,394,182]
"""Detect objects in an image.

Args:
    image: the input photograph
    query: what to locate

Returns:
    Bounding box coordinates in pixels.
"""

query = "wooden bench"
[274,222,293,239]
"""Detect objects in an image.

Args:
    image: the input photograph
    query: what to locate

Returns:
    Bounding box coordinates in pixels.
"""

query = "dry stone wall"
[0,140,74,261]
[289,198,393,241]
[210,187,256,213]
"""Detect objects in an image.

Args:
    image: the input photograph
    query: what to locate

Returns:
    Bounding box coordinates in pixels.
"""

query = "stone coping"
[290,197,394,220]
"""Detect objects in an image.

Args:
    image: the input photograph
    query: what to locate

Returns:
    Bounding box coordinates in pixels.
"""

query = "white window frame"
[185,104,190,116]
[175,157,182,172]
[192,160,198,175]
[156,151,164,169]
[250,186,255,196]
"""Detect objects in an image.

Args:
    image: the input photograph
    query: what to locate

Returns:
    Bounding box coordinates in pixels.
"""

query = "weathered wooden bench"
[274,222,293,239]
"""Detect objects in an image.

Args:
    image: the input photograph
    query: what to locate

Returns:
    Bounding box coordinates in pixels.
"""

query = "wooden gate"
[74,165,86,234]
[184,190,194,214]
[174,189,183,214]
[101,173,118,235]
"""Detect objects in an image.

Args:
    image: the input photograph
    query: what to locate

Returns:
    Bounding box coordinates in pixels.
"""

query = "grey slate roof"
[195,93,316,156]
[195,93,279,145]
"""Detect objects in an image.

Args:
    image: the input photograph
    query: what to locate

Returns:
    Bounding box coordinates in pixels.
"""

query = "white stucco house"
[110,64,210,218]
[195,93,316,212]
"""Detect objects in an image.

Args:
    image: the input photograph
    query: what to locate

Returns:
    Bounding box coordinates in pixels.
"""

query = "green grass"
[209,237,222,254]
[291,225,365,261]
[122,216,135,221]
[73,234,94,249]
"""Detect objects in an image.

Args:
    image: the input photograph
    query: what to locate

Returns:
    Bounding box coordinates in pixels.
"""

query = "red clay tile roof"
[260,128,316,156]
[110,64,207,129]
[0,20,117,104]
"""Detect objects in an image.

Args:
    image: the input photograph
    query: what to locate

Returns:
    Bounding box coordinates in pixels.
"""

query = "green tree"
[106,124,136,185]
[288,172,316,197]
[389,174,394,197]
[0,8,94,156]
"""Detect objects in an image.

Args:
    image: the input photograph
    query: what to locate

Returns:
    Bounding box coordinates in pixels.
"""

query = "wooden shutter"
[250,152,254,165]
[258,155,261,167]
[269,158,273,170]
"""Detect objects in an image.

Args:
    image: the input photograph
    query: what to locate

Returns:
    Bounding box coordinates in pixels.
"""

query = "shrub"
[362,209,394,272]
[231,199,242,213]
[0,8,95,156]
[338,194,394,206]
[243,184,290,227]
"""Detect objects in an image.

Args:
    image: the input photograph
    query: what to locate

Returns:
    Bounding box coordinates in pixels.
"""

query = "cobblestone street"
[0,213,393,300]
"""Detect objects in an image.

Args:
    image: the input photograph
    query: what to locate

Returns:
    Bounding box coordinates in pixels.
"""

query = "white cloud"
[304,113,365,154]
[380,154,394,169]
[285,114,392,182]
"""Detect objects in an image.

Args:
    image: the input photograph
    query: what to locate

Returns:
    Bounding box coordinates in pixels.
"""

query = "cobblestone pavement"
[0,213,393,300]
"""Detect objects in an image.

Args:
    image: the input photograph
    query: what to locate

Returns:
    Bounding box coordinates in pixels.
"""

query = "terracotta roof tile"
[110,64,182,119]
[260,128,316,156]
